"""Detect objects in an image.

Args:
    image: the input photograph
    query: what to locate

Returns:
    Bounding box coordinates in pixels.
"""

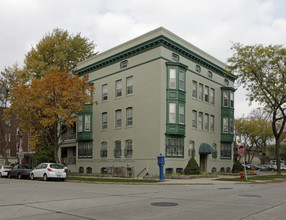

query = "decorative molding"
[75,35,236,81]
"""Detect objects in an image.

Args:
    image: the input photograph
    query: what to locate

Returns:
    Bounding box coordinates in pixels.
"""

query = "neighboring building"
[0,107,34,165]
[60,27,235,176]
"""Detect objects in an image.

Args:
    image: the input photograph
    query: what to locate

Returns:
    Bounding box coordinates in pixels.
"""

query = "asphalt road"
[0,178,286,220]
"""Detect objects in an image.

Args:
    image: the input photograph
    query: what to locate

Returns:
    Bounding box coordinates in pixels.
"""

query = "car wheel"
[43,174,48,181]
[18,173,22,179]
[60,178,65,182]
[0,173,2,178]
[30,174,35,180]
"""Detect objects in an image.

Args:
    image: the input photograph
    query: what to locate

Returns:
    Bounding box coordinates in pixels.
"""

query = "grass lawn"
[66,176,159,183]
[216,175,286,182]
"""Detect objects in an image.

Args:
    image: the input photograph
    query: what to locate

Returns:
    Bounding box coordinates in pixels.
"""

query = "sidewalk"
[158,175,239,185]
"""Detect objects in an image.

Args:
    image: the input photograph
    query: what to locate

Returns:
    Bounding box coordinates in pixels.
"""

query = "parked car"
[0,165,13,177]
[30,163,66,181]
[7,164,32,179]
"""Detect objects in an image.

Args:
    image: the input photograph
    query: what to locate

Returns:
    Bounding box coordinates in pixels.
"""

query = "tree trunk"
[275,137,281,175]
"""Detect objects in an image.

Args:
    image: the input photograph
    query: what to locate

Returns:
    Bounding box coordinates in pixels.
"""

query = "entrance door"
[200,154,207,172]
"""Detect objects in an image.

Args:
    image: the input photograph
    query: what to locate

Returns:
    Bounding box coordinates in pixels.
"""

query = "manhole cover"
[217,187,233,190]
[151,202,179,207]
[239,194,261,198]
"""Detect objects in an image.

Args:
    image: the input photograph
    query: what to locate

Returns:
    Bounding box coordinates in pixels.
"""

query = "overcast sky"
[1,0,285,117]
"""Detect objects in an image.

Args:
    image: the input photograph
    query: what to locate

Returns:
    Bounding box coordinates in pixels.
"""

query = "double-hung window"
[126,76,133,95]
[101,142,107,158]
[205,86,209,102]
[198,112,203,130]
[192,81,197,98]
[169,69,176,89]
[179,70,185,91]
[115,110,122,128]
[210,115,215,132]
[169,103,176,123]
[223,118,229,133]
[114,140,121,158]
[126,107,133,126]
[115,80,122,98]
[192,110,197,129]
[179,104,184,124]
[223,92,228,107]
[85,115,91,131]
[102,112,107,130]
[210,88,215,104]
[198,84,203,101]
[124,140,133,158]
[77,116,83,132]
[230,92,234,108]
[78,142,92,158]
[102,84,108,101]
[204,114,209,131]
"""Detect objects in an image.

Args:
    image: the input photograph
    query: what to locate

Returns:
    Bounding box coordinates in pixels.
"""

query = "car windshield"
[50,164,64,169]
[3,166,12,169]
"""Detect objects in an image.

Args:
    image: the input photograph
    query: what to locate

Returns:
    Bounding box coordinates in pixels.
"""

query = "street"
[0,178,286,220]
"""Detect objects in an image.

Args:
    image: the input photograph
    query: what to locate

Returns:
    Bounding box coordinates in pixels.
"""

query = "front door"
[200,154,207,172]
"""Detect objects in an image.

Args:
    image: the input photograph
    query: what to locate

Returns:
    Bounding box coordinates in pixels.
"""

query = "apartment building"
[60,27,235,176]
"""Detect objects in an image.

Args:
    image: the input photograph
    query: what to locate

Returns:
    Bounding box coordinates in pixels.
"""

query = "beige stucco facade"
[60,27,235,176]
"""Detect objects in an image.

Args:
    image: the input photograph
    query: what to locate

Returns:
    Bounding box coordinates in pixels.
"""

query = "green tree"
[232,160,244,173]
[24,28,97,80]
[228,43,286,174]
[184,157,200,175]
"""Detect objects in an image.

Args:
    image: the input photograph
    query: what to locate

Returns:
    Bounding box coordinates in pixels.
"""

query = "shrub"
[232,160,244,173]
[184,157,200,175]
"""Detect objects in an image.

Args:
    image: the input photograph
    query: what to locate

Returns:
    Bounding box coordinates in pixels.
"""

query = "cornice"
[75,35,236,81]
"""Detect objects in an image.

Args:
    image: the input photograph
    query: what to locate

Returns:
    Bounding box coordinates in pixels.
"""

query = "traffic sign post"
[238,145,247,181]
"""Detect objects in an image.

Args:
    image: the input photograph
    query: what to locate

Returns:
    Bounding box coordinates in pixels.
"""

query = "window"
[204,114,209,131]
[85,115,91,131]
[126,107,133,126]
[212,143,217,159]
[78,141,92,158]
[221,143,231,159]
[210,88,215,104]
[230,118,234,134]
[205,86,209,102]
[210,115,215,132]
[192,110,197,129]
[115,110,122,128]
[124,140,133,158]
[102,112,107,130]
[198,112,203,130]
[169,103,176,123]
[208,71,213,78]
[121,60,128,68]
[223,92,228,107]
[115,80,122,98]
[230,92,234,108]
[86,167,92,173]
[114,140,121,158]
[126,76,133,95]
[102,84,108,101]
[101,142,107,158]
[223,118,229,133]
[196,65,201,73]
[188,141,194,157]
[179,104,184,124]
[198,84,203,101]
[179,70,185,91]
[224,79,229,86]
[169,69,176,89]
[172,53,179,62]
[77,116,83,132]
[192,81,197,98]
[166,138,184,157]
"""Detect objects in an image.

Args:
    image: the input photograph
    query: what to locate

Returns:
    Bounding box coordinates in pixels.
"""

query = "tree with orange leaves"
[4,71,94,163]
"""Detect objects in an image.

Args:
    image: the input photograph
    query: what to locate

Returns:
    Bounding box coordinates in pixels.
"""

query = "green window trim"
[165,135,184,158]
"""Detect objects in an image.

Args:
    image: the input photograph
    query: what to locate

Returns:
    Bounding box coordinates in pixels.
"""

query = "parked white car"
[30,163,66,181]
[0,165,13,177]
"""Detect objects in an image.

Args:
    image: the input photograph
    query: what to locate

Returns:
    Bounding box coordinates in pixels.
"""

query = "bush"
[232,160,244,173]
[184,157,200,175]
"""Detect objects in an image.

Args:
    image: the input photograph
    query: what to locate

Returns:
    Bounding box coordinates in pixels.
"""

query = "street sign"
[238,145,244,157]
[19,152,24,159]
